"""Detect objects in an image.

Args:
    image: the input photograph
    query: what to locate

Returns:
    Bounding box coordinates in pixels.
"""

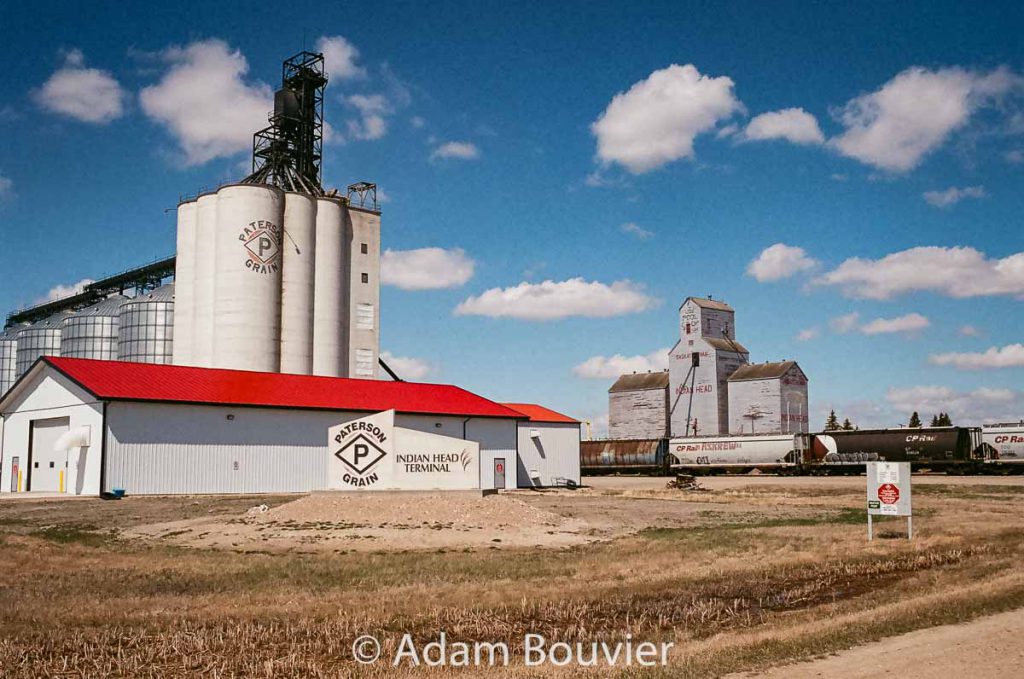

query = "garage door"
[29,417,69,492]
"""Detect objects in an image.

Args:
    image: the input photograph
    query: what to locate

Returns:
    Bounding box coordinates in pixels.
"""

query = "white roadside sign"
[866,461,912,540]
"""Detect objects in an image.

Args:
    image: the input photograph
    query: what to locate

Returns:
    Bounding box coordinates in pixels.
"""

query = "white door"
[29,417,69,492]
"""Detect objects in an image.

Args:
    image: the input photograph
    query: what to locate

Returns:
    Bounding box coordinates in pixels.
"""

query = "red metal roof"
[41,357,525,419]
[502,403,579,424]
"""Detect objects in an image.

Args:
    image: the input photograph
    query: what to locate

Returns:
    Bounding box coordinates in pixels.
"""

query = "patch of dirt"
[125,491,591,551]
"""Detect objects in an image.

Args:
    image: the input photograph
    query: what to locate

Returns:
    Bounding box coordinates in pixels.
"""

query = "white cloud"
[860,313,930,336]
[455,278,657,321]
[410,115,426,128]
[33,49,126,124]
[744,107,824,144]
[139,39,272,166]
[796,327,820,342]
[573,348,670,379]
[923,185,987,208]
[830,312,861,334]
[746,243,819,282]
[816,246,1024,299]
[346,93,390,140]
[591,64,742,173]
[315,35,365,80]
[829,66,1022,172]
[38,278,93,303]
[929,344,1024,370]
[381,247,475,290]
[886,385,1024,425]
[430,141,480,161]
[380,351,433,380]
[959,325,981,337]
[620,222,653,239]
[1006,149,1024,164]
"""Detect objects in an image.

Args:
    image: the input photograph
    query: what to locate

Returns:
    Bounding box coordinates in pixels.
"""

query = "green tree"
[909,411,922,428]
[842,418,854,430]
[825,409,840,431]
[938,412,953,426]
[930,414,940,427]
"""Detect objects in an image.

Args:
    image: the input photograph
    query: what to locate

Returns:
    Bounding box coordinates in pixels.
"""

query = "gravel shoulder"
[740,607,1024,679]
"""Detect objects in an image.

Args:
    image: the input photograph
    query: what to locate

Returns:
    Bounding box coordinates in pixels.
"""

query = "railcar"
[813,427,982,468]
[580,438,669,475]
[669,433,810,473]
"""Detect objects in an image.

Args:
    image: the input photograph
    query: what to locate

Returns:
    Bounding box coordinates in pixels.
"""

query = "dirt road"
[745,607,1024,678]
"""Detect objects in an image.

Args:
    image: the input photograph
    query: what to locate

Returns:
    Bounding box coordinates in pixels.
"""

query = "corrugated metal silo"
[212,184,283,372]
[16,311,72,376]
[0,326,20,395]
[117,284,175,364]
[171,199,198,366]
[192,192,218,367]
[279,192,317,374]
[60,295,127,360]
[312,196,348,376]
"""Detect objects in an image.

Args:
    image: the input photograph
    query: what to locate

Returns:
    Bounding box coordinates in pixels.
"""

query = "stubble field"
[1,475,1023,677]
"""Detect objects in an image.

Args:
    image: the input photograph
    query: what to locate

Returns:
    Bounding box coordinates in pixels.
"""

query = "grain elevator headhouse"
[669,297,750,437]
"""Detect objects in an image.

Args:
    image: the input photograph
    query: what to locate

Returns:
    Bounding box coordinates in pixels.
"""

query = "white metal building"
[502,403,581,487]
[0,357,580,495]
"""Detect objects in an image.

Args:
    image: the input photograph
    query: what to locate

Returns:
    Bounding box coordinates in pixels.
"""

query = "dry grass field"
[2,476,1023,676]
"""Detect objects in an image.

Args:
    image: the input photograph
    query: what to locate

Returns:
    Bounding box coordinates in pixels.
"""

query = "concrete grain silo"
[279,191,317,374]
[0,327,20,395]
[171,199,197,366]
[16,311,72,376]
[192,192,218,367]
[60,295,127,360]
[312,196,348,377]
[212,184,283,372]
[347,205,381,378]
[117,284,175,364]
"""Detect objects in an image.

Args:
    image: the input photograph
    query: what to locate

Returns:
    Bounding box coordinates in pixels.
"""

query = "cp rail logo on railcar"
[239,220,281,274]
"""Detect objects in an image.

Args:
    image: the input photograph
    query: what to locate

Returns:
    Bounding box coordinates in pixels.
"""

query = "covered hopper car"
[580,438,669,474]
[670,433,810,473]
[813,427,982,466]
[982,423,1024,462]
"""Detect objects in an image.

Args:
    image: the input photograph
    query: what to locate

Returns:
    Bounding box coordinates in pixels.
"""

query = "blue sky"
[1,1,1022,431]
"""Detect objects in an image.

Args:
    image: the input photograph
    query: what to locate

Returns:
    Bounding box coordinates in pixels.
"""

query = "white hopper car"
[670,433,810,470]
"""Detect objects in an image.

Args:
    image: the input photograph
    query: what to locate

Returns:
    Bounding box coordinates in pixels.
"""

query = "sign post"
[866,461,912,540]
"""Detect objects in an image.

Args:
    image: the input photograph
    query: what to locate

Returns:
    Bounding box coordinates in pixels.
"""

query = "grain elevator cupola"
[243,51,327,194]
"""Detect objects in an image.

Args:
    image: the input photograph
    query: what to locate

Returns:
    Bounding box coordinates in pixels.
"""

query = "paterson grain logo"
[334,421,389,487]
[239,220,281,274]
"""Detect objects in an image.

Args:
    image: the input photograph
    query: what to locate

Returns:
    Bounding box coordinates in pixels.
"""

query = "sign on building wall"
[327,410,480,491]
[866,461,912,540]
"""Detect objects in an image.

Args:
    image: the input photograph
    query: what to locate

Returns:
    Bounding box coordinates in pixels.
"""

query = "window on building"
[685,322,691,334]
[361,272,369,284]
[360,243,368,254]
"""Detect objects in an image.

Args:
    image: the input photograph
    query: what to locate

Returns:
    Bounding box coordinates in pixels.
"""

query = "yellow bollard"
[59,470,65,494]
[17,470,22,492]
